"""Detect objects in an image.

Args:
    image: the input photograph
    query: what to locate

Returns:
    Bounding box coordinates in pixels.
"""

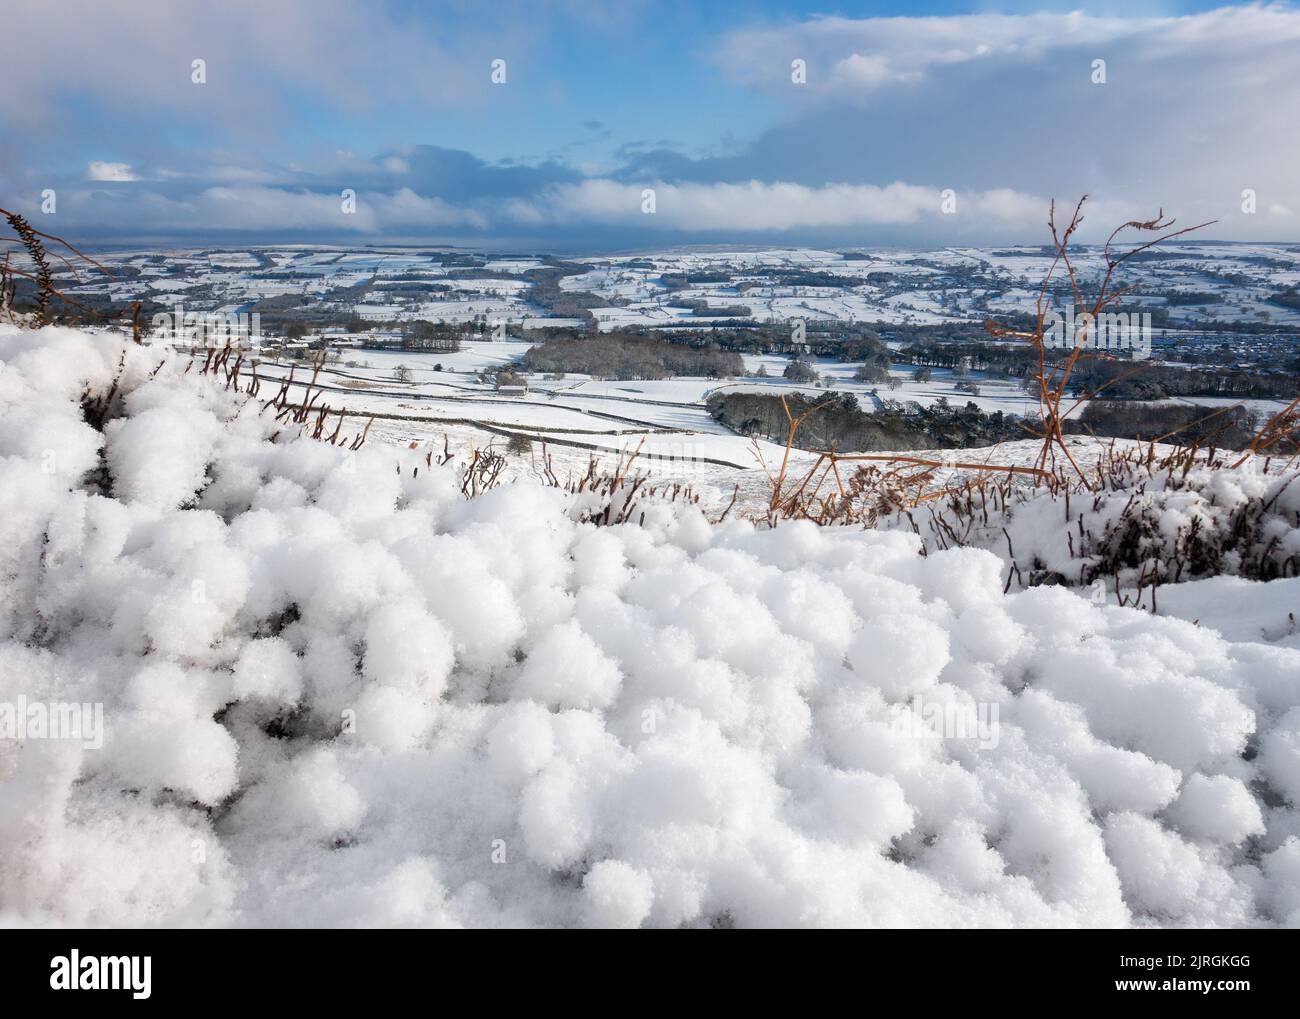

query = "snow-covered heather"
[915,453,1300,599]
[2,325,1300,929]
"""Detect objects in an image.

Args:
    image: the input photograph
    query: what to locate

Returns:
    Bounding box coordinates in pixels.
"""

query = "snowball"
[571,529,629,593]
[106,403,221,511]
[227,748,364,840]
[125,660,222,720]
[1105,812,1254,924]
[846,614,950,700]
[397,533,526,671]
[1036,638,1255,774]
[519,761,594,868]
[314,456,402,521]
[923,821,1006,890]
[583,860,654,929]
[515,620,622,710]
[1167,774,1265,845]
[906,547,1005,614]
[231,637,303,705]
[362,599,454,697]
[1260,708,1300,806]
[486,701,555,783]
[0,411,102,484]
[353,684,438,752]
[794,767,914,847]
[1264,838,1300,926]
[104,716,238,805]
[353,858,451,928]
[950,605,1027,666]
[1015,690,1182,815]
[759,569,860,658]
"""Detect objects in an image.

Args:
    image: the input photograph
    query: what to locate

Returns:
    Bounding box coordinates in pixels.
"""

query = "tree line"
[521,333,744,380]
[706,391,1029,452]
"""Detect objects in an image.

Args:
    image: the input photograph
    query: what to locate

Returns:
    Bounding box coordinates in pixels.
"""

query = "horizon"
[69,235,1300,257]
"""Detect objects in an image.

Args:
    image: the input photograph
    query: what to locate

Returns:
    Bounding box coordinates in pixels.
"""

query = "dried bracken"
[535,441,712,526]
[197,341,374,450]
[0,206,115,326]
[983,196,1215,483]
[749,393,1055,527]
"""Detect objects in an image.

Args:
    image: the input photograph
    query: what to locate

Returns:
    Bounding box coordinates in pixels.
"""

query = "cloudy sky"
[1,1,1296,249]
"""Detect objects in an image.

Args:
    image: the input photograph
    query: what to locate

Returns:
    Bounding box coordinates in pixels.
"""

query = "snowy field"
[548,245,1300,332]
[64,243,1300,342]
[2,325,1300,928]
[224,338,1298,529]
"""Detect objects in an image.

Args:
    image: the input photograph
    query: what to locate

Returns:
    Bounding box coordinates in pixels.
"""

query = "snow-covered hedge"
[2,326,1300,927]
[906,451,1300,595]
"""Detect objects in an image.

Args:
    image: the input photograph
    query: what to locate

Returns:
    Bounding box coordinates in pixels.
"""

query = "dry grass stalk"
[0,206,115,326]
[195,341,373,450]
[983,197,1214,482]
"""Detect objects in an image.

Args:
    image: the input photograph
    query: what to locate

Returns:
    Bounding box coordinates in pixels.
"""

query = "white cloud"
[46,184,492,235]
[87,161,138,182]
[705,5,1300,242]
[0,0,521,135]
[718,7,1300,97]
[554,180,942,229]
[512,179,1069,234]
[10,174,1198,244]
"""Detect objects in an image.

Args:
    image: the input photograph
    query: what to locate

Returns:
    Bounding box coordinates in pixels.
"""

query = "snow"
[582,859,655,928]
[514,620,623,711]
[847,614,951,700]
[2,324,1300,928]
[1166,774,1265,845]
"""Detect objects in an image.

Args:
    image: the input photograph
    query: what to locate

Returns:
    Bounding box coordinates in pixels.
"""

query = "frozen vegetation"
[2,325,1300,928]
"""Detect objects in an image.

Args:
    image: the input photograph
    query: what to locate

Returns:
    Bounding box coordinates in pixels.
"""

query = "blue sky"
[1,1,1297,248]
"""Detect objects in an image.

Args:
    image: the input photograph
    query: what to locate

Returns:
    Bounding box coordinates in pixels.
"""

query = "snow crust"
[2,326,1299,928]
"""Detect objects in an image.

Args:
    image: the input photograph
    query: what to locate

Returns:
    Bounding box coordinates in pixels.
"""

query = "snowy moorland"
[2,325,1300,928]
[61,243,1300,335]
